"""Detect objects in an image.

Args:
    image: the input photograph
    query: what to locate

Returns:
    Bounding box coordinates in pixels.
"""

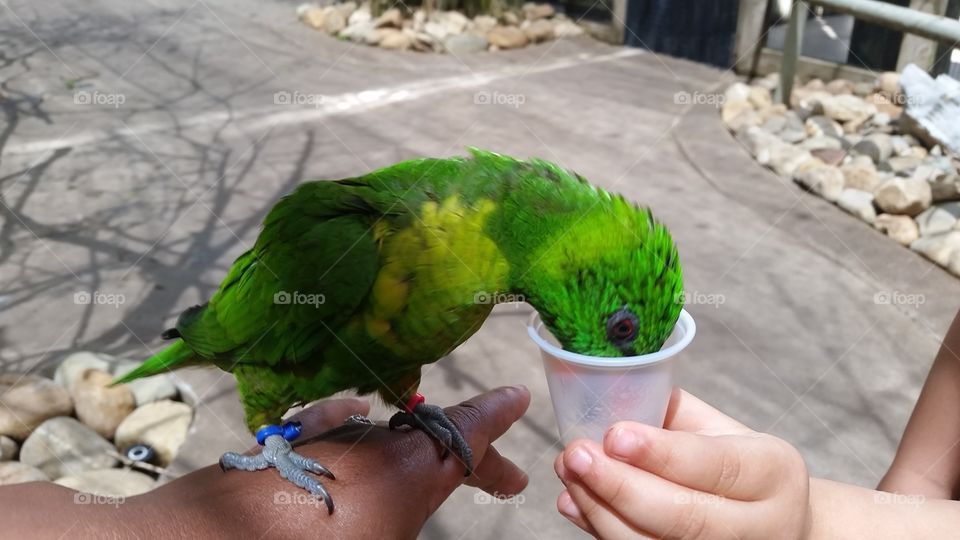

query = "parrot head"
[525,196,683,358]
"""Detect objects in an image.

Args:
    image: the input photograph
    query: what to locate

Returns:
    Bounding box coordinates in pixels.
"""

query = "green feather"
[116,149,683,432]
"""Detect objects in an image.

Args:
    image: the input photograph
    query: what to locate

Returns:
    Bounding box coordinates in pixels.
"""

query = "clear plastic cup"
[527,309,696,444]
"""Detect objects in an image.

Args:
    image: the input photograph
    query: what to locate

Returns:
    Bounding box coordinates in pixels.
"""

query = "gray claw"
[289,451,335,479]
[390,403,474,476]
[220,451,269,471]
[219,435,335,514]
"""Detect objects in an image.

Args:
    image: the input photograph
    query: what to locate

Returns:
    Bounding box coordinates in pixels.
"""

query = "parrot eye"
[606,307,639,346]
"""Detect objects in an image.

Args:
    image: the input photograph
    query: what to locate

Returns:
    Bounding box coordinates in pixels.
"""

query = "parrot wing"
[175,179,385,367]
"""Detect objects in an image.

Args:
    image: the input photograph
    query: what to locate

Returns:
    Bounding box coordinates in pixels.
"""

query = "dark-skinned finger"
[464,445,528,497]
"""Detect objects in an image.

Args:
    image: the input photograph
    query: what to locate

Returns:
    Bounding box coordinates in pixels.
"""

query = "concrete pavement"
[2,0,959,537]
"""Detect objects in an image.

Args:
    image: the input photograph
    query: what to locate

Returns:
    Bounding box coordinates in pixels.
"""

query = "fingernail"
[565,447,593,476]
[511,384,529,393]
[558,490,581,518]
[608,427,637,458]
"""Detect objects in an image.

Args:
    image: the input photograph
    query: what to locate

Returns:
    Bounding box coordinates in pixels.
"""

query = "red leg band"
[404,392,425,413]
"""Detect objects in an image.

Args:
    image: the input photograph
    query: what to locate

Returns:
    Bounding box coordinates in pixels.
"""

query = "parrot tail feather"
[161,327,181,339]
[111,340,194,385]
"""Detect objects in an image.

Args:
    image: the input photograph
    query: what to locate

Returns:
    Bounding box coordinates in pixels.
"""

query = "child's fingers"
[556,489,600,537]
[663,388,750,434]
[561,440,756,539]
[602,422,786,500]
[564,480,657,539]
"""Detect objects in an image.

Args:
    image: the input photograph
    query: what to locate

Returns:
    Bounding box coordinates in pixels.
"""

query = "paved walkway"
[3,0,959,537]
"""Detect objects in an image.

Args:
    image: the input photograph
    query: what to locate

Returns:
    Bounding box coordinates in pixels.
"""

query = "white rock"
[0,435,18,461]
[486,25,528,49]
[296,2,320,18]
[875,213,920,245]
[0,462,48,485]
[840,162,880,192]
[522,2,555,20]
[111,362,178,407]
[878,71,900,99]
[55,351,113,389]
[851,133,892,163]
[821,94,877,123]
[837,189,877,224]
[71,369,136,439]
[347,5,371,25]
[724,83,751,104]
[444,33,488,54]
[748,86,772,109]
[800,136,842,151]
[441,10,469,34]
[56,469,155,497]
[552,20,583,38]
[874,177,932,216]
[804,115,843,138]
[0,374,73,440]
[722,100,758,131]
[378,28,412,49]
[115,400,192,467]
[795,165,844,202]
[523,18,553,42]
[899,63,960,154]
[910,230,960,266]
[373,7,402,28]
[339,20,378,43]
[423,21,448,41]
[915,202,960,237]
[473,15,497,33]
[20,417,118,479]
[59,353,178,407]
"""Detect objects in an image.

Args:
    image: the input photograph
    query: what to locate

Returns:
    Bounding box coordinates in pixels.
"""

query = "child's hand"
[554,389,811,539]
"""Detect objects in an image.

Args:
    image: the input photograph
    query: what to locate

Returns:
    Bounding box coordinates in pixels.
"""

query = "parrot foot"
[389,402,473,476]
[344,414,374,426]
[220,425,336,514]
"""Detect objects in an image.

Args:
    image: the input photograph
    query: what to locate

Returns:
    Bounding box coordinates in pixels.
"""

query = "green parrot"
[114,148,683,513]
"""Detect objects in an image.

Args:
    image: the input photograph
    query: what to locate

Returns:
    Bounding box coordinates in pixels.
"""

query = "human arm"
[0,386,531,539]
[555,388,960,539]
[878,309,960,499]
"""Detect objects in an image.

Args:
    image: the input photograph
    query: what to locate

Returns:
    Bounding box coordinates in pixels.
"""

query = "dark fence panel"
[624,0,740,68]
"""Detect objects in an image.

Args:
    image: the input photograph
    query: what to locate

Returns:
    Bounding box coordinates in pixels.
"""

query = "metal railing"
[778,0,960,104]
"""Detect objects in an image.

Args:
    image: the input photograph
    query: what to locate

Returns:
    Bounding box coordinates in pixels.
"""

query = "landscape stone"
[55,469,155,497]
[0,462,48,485]
[875,214,919,245]
[837,189,877,224]
[20,417,118,479]
[0,374,73,440]
[874,177,932,216]
[115,400,193,467]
